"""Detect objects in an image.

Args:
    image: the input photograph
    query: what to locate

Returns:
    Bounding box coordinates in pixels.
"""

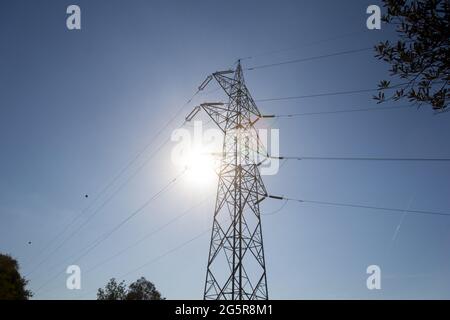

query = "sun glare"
[183,146,218,187]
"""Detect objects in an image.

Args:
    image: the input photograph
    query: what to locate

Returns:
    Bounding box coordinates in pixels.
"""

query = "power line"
[255,84,406,103]
[34,169,187,294]
[255,81,448,103]
[84,195,211,274]
[75,225,213,300]
[24,89,201,271]
[29,75,219,295]
[246,47,372,71]
[239,30,369,60]
[73,169,187,263]
[252,146,450,163]
[262,104,413,117]
[74,199,212,300]
[119,227,212,280]
[26,135,174,278]
[266,195,450,217]
[267,155,450,162]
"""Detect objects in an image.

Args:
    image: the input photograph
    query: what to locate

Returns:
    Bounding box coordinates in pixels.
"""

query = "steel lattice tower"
[187,61,269,300]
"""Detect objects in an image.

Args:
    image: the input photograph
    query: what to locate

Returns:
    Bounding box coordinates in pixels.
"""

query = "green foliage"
[0,253,32,300]
[97,278,127,300]
[374,0,449,110]
[97,277,164,300]
[126,277,163,300]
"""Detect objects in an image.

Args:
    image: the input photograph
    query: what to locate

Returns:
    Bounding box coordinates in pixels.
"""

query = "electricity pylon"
[186,61,269,300]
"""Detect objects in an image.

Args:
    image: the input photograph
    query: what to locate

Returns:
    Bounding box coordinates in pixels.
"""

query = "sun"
[183,146,218,187]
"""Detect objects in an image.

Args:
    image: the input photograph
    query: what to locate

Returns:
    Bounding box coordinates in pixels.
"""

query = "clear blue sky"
[1,0,449,299]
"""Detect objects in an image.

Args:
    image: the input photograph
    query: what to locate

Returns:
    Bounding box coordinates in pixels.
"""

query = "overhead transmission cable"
[26,135,173,277]
[240,30,369,60]
[261,104,414,117]
[73,197,213,299]
[34,169,188,294]
[25,85,205,275]
[84,195,212,274]
[263,155,450,162]
[75,225,213,300]
[246,47,372,71]
[118,227,213,280]
[264,195,450,217]
[255,84,407,103]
